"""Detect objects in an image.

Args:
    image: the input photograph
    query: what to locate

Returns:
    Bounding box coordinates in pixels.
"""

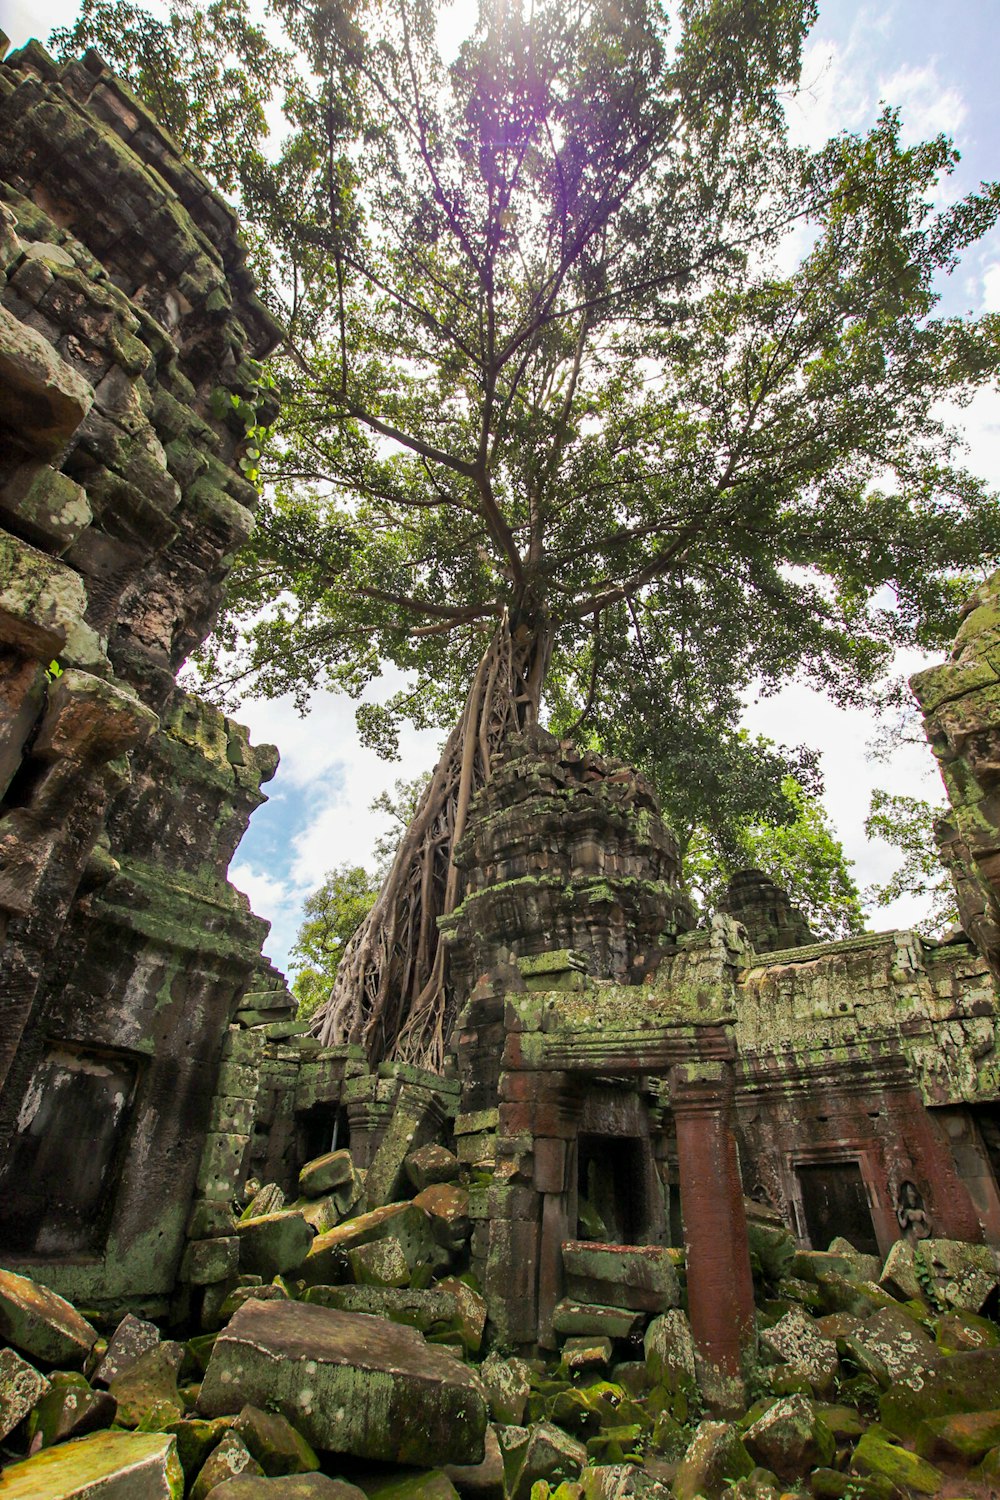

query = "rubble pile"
[5,1142,1000,1500]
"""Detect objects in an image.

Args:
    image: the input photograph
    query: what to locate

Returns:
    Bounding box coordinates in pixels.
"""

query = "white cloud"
[983,264,1000,313]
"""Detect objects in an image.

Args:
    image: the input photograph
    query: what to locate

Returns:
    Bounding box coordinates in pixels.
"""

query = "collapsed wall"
[0,39,281,1312]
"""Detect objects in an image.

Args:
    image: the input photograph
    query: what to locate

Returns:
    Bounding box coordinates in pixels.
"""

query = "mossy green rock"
[644,1308,696,1392]
[0,1346,50,1441]
[364,1470,461,1500]
[233,1403,321,1476]
[191,1432,263,1499]
[237,1210,314,1278]
[673,1420,754,1500]
[879,1348,1000,1437]
[299,1150,357,1197]
[109,1341,185,1428]
[348,1237,411,1288]
[914,1407,1000,1463]
[28,1381,117,1446]
[0,1428,184,1497]
[743,1395,835,1482]
[506,1421,587,1500]
[301,1204,444,1286]
[198,1299,487,1466]
[209,1481,365,1499]
[0,1267,97,1368]
[479,1351,532,1425]
[852,1426,944,1495]
[162,1415,234,1477]
[934,1310,1000,1353]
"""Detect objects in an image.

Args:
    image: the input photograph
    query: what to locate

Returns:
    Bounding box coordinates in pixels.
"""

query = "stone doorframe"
[486,998,756,1412]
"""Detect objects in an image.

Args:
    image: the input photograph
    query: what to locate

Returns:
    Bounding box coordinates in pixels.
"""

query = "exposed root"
[314,611,544,1071]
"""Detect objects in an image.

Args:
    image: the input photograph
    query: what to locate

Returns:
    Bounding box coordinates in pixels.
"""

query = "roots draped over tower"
[314,611,549,1071]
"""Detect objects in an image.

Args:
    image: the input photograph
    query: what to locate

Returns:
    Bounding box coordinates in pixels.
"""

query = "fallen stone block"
[842,1305,936,1388]
[365,1471,461,1500]
[915,1238,1000,1312]
[759,1310,838,1397]
[299,1150,356,1198]
[208,1481,365,1500]
[562,1242,679,1313]
[302,1284,465,1341]
[0,1267,98,1368]
[878,1238,923,1302]
[672,1420,754,1500]
[552,1301,642,1340]
[292,1194,343,1236]
[233,1403,321,1476]
[414,1183,473,1250]
[242,1183,286,1220]
[561,1335,612,1375]
[643,1309,696,1393]
[915,1407,1000,1464]
[0,1347,50,1442]
[407,1143,462,1191]
[879,1347,1000,1437]
[0,1428,184,1498]
[192,1432,263,1499]
[93,1313,161,1386]
[162,1415,234,1479]
[184,1236,240,1285]
[474,1354,532,1426]
[742,1395,835,1482]
[109,1340,185,1429]
[237,1210,314,1278]
[852,1424,944,1496]
[300,1203,446,1286]
[443,1423,505,1498]
[28,1374,117,1448]
[435,1278,488,1354]
[349,1237,412,1287]
[198,1299,488,1467]
[506,1420,587,1500]
[933,1308,1000,1352]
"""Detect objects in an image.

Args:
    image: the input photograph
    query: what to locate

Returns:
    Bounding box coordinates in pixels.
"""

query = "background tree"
[55,0,1000,1067]
[289,864,378,1019]
[684,776,865,939]
[864,791,959,937]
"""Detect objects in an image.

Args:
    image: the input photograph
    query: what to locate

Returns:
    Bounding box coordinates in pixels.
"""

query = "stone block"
[109,1341,185,1429]
[198,1299,488,1466]
[27,1377,117,1447]
[742,1395,835,1482]
[183,1236,240,1286]
[759,1310,838,1397]
[853,1425,944,1496]
[232,1403,321,1476]
[552,1299,643,1339]
[93,1312,160,1385]
[204,1479,365,1499]
[191,1432,263,1499]
[672,1420,754,1500]
[0,1429,184,1498]
[0,1347,50,1441]
[236,1211,313,1278]
[348,1237,411,1287]
[563,1241,680,1312]
[0,1267,97,1367]
[915,1238,1000,1312]
[479,1351,532,1425]
[879,1348,1000,1437]
[298,1149,355,1197]
[406,1142,462,1191]
[644,1308,697,1393]
[0,299,93,458]
[505,1420,587,1500]
[0,460,92,553]
[413,1182,472,1249]
[300,1202,446,1285]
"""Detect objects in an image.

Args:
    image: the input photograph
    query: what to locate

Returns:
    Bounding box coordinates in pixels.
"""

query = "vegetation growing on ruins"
[56,0,1000,1064]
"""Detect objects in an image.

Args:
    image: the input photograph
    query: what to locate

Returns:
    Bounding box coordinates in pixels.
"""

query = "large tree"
[57,0,1000,1067]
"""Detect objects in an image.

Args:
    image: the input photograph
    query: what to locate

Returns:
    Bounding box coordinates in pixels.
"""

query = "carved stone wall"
[0,41,281,1313]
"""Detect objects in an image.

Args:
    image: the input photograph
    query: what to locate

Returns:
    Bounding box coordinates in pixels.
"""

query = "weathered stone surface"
[93,1313,161,1386]
[562,1334,613,1374]
[506,1421,587,1500]
[365,1472,461,1500]
[643,1309,696,1393]
[198,1299,488,1466]
[742,1396,835,1482]
[299,1151,356,1198]
[0,1428,184,1497]
[933,1308,1000,1352]
[207,1482,364,1500]
[0,301,93,459]
[300,1203,444,1285]
[672,1420,754,1500]
[435,1277,488,1354]
[0,1267,97,1367]
[184,1236,241,1286]
[232,1404,321,1476]
[109,1341,185,1429]
[162,1416,234,1479]
[852,1425,944,1496]
[477,1353,533,1426]
[348,1237,411,1287]
[414,1183,472,1250]
[237,1211,314,1278]
[28,1376,117,1448]
[191,1432,263,1500]
[562,1242,679,1313]
[841,1305,936,1387]
[915,1237,1000,1311]
[879,1348,1000,1436]
[0,1346,49,1441]
[759,1311,838,1397]
[302,1284,467,1341]
[552,1300,642,1339]
[406,1143,462,1192]
[915,1407,1000,1463]
[878,1239,923,1302]
[443,1423,505,1499]
[243,1184,287,1221]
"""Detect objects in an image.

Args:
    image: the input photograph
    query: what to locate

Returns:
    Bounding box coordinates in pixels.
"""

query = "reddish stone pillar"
[671,1061,756,1414]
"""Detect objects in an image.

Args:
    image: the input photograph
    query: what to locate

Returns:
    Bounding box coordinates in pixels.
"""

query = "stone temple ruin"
[6,35,1000,1500]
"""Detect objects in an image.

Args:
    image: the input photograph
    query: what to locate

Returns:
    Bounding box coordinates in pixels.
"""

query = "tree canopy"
[53,0,1000,1063]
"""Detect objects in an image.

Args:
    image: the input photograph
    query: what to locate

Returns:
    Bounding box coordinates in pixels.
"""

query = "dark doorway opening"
[296,1103,350,1168]
[0,1044,139,1255]
[577,1133,647,1243]
[797,1160,879,1255]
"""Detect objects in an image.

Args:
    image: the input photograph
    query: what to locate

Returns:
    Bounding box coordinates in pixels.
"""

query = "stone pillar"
[670,1060,756,1414]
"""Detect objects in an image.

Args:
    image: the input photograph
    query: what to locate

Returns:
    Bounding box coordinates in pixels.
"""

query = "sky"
[2,0,998,974]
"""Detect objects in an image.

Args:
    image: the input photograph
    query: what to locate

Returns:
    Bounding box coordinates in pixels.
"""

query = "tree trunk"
[314,609,551,1071]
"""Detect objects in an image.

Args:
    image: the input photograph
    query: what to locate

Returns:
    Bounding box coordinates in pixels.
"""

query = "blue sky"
[3,0,998,972]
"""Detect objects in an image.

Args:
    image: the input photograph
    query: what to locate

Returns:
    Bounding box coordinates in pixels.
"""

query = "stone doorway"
[796,1160,879,1255]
